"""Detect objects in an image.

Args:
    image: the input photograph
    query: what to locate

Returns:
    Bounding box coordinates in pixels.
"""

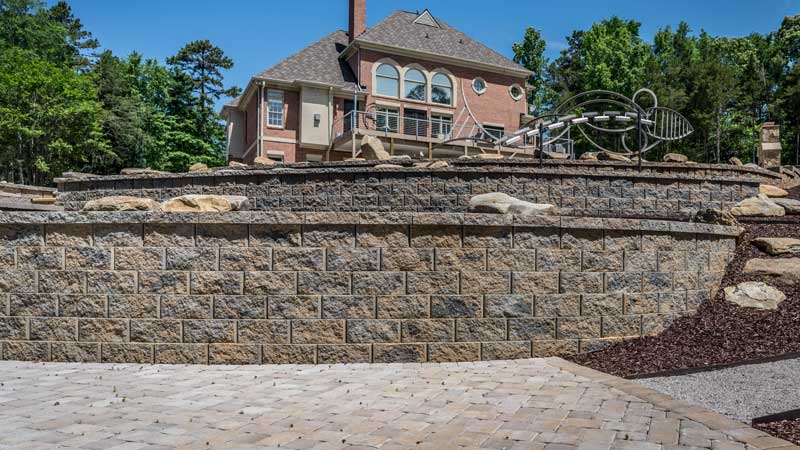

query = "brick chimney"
[349,0,366,42]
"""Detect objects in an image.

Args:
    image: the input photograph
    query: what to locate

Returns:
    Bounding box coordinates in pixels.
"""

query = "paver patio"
[0,358,795,450]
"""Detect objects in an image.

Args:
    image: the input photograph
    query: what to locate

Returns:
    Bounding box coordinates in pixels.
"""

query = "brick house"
[222,0,532,164]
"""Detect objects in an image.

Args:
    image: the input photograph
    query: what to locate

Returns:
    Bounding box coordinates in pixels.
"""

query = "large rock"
[374,164,404,169]
[469,192,555,216]
[724,282,785,310]
[729,157,744,166]
[743,258,800,283]
[579,152,598,161]
[82,196,161,212]
[752,237,800,256]
[693,208,738,226]
[773,198,800,215]
[162,195,250,212]
[413,161,450,169]
[663,153,689,163]
[360,135,391,161]
[120,168,170,176]
[538,151,569,160]
[60,172,96,180]
[759,184,789,198]
[476,153,504,160]
[228,161,248,169]
[730,194,785,217]
[597,151,631,162]
[253,157,276,166]
[188,163,210,173]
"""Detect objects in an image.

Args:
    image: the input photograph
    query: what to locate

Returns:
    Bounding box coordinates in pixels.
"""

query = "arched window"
[375,64,399,97]
[431,73,453,105]
[404,69,426,101]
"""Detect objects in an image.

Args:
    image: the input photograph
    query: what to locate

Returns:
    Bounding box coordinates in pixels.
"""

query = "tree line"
[0,0,240,185]
[513,15,800,164]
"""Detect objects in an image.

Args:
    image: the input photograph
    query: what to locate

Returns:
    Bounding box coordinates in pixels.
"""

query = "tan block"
[155,344,207,364]
[318,344,371,363]
[291,319,344,344]
[208,344,260,364]
[482,341,531,360]
[263,344,316,364]
[429,342,480,362]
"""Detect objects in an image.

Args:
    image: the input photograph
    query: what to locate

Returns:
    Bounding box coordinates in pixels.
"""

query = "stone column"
[758,122,782,168]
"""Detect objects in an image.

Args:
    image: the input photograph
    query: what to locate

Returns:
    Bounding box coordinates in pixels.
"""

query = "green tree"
[512,27,551,114]
[0,47,112,183]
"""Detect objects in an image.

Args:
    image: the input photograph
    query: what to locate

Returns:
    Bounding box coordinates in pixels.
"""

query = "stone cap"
[54,159,781,188]
[0,211,741,237]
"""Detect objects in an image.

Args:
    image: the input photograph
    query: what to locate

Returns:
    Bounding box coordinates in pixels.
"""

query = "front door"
[403,108,428,138]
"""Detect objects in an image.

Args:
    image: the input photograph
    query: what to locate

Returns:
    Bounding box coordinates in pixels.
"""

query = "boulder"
[743,258,800,283]
[730,194,785,217]
[345,158,366,161]
[729,157,744,166]
[120,168,170,176]
[390,155,412,162]
[161,195,250,212]
[60,172,96,180]
[579,152,598,161]
[538,150,569,160]
[228,161,248,169]
[413,161,450,169]
[744,163,761,169]
[253,157,276,166]
[188,163,210,173]
[693,208,738,226]
[82,196,161,212]
[476,153,504,160]
[458,155,476,160]
[663,153,689,163]
[752,237,800,256]
[469,192,555,216]
[374,164,404,169]
[724,282,785,310]
[759,184,789,198]
[597,151,631,162]
[360,135,391,161]
[773,198,800,215]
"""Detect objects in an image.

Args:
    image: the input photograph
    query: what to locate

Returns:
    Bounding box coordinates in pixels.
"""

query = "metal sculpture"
[499,89,694,159]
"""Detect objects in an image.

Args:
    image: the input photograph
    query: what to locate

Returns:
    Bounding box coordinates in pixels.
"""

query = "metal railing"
[333,110,459,141]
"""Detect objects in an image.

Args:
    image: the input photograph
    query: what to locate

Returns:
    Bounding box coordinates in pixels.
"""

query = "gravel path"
[636,358,800,422]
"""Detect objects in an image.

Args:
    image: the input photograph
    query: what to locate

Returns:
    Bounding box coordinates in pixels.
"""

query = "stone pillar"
[758,122,782,168]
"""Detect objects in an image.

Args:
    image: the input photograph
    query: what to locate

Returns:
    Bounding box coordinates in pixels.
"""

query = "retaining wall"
[56,160,778,215]
[0,211,737,364]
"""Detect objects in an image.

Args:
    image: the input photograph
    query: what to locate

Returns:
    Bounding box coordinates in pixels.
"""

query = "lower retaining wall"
[0,212,738,364]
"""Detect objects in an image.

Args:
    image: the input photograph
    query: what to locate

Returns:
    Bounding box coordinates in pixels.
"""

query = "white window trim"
[375,63,400,98]
[267,89,285,129]
[509,83,524,101]
[472,77,487,95]
[402,67,428,102]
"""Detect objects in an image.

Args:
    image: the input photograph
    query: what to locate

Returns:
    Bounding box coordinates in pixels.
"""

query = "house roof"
[355,10,529,74]
[256,30,357,89]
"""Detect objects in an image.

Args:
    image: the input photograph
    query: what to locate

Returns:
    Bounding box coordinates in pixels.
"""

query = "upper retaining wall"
[0,211,737,364]
[56,160,779,216]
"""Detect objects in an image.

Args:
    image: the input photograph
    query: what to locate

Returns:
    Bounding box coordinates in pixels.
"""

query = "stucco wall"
[0,212,737,364]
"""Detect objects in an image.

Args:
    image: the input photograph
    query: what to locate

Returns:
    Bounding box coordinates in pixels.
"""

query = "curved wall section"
[0,212,737,364]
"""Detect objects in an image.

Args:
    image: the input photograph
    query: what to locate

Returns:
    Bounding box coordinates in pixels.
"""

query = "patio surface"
[0,358,795,450]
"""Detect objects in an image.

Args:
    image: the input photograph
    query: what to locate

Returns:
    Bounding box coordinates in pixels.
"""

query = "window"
[404,69,427,101]
[431,114,452,139]
[375,107,399,132]
[375,64,399,97]
[267,90,284,127]
[431,73,453,105]
[266,150,284,162]
[509,84,524,101]
[482,125,504,140]
[472,77,487,95]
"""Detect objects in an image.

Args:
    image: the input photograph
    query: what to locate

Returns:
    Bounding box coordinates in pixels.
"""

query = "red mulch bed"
[568,220,800,378]
[755,419,800,445]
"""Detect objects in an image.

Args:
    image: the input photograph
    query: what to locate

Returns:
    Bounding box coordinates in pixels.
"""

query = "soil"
[755,418,800,445]
[568,205,800,378]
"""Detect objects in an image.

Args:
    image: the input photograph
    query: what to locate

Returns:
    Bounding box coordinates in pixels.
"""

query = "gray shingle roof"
[356,10,529,74]
[256,30,357,88]
[225,95,242,108]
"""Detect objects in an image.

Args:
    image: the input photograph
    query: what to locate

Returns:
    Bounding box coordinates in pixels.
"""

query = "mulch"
[755,419,800,445]
[567,217,800,379]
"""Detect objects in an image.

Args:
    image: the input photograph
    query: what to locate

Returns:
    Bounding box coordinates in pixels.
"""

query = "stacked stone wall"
[0,212,737,364]
[56,161,777,216]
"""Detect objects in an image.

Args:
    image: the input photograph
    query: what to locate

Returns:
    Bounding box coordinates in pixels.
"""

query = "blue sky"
[53,0,798,109]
